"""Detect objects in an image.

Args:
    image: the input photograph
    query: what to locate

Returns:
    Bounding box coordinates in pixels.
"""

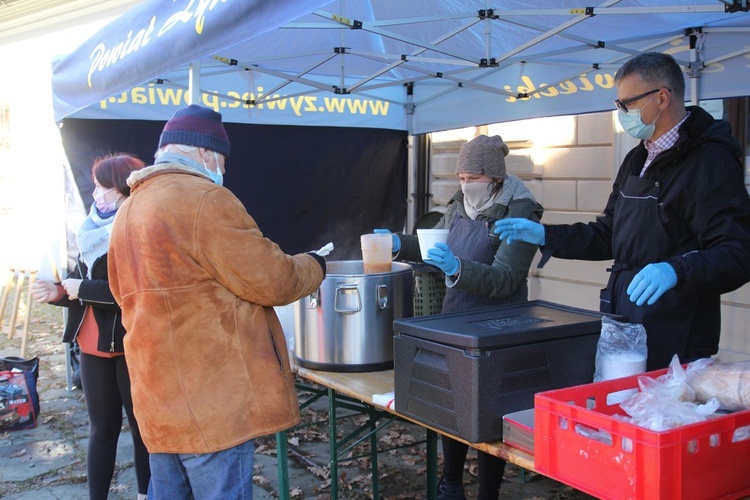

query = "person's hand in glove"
[425,242,459,276]
[374,229,400,252]
[627,262,677,306]
[493,218,545,246]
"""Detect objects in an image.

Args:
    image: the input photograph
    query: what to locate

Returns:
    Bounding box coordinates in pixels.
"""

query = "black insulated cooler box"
[393,300,613,443]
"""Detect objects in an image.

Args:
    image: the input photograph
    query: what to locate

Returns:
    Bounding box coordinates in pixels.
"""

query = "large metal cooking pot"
[294,260,413,372]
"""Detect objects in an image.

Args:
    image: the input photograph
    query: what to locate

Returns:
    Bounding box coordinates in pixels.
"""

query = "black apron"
[602,174,699,370]
[441,216,527,314]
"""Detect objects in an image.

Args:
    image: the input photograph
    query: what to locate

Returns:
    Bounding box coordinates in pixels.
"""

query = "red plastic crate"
[534,368,750,500]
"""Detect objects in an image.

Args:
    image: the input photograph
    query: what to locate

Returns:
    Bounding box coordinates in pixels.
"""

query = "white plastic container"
[416,228,449,260]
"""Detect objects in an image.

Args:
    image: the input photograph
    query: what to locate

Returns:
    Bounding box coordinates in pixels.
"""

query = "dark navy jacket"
[52,253,126,354]
[541,106,750,369]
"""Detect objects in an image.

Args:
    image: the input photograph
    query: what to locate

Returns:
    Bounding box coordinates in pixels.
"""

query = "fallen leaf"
[256,444,276,456]
[308,466,329,479]
[252,475,270,488]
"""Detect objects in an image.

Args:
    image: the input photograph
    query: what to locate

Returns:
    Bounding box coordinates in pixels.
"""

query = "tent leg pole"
[188,60,201,105]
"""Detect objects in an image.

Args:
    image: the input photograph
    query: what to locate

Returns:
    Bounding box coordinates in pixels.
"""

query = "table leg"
[369,406,379,499]
[20,271,36,358]
[328,387,338,500]
[8,270,24,339]
[276,431,290,500]
[0,269,15,334]
[426,428,438,500]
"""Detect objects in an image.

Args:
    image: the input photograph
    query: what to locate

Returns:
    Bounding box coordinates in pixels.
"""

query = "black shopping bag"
[0,356,40,431]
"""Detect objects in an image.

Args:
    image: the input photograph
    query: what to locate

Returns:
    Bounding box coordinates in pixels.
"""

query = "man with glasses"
[494,52,750,371]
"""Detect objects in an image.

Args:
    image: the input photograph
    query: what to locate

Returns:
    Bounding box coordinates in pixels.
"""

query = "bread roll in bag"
[689,361,750,411]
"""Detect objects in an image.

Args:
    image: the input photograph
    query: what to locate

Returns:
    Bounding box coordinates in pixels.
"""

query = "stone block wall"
[429,111,750,362]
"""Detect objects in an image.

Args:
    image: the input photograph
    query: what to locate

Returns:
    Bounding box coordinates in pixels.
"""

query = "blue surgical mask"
[207,169,223,186]
[617,94,662,140]
[155,151,203,170]
[156,151,222,185]
[202,152,223,186]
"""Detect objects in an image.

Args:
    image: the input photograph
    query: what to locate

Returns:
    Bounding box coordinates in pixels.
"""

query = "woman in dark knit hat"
[377,134,544,500]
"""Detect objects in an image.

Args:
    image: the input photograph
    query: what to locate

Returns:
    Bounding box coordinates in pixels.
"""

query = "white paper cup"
[360,233,392,274]
[417,229,450,260]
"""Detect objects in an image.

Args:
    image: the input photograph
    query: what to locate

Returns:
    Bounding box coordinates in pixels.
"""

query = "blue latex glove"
[374,229,400,252]
[425,242,459,276]
[493,218,545,246]
[627,263,678,306]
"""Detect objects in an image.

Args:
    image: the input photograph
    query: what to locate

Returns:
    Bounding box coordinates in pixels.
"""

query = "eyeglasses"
[613,88,670,113]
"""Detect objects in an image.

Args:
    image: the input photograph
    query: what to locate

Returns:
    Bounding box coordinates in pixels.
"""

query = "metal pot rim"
[325,260,412,276]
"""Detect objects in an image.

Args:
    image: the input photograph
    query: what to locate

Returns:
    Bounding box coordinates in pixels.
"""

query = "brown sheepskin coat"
[108,162,325,454]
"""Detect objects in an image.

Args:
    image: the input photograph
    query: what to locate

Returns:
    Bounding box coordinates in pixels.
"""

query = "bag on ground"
[0,356,40,431]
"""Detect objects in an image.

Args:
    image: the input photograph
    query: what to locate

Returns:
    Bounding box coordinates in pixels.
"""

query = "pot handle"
[306,289,320,309]
[377,284,388,310]
[334,284,362,314]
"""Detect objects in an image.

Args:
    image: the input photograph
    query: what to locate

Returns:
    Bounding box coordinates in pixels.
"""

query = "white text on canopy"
[87,0,227,88]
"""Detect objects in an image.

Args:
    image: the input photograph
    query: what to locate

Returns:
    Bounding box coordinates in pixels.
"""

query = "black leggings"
[80,353,150,498]
[441,435,505,500]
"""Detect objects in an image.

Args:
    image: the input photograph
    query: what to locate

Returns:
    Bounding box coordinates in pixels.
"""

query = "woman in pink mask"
[32,153,151,500]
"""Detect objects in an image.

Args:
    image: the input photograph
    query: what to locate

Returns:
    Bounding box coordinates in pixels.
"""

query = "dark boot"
[437,477,466,500]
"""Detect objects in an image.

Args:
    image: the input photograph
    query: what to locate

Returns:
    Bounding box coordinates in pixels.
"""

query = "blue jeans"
[148,439,255,500]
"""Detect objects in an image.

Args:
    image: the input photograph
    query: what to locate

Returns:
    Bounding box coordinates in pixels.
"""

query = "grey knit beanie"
[456,134,509,179]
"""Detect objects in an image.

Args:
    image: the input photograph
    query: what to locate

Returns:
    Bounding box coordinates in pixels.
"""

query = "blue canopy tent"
[53,0,750,130]
[50,0,750,257]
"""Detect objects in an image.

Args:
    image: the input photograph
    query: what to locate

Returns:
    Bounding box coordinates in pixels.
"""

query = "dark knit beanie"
[456,134,509,179]
[158,104,230,157]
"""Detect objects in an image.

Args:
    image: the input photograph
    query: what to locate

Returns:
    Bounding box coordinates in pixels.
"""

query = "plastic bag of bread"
[687,359,750,411]
[645,355,695,402]
[618,356,719,431]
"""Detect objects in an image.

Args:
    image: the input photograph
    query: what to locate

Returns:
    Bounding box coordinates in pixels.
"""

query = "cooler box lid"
[393,300,607,349]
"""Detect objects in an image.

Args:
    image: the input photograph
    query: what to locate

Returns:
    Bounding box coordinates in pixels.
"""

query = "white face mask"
[461,182,494,213]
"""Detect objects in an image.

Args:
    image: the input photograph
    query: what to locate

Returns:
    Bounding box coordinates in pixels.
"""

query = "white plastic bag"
[638,355,695,402]
[619,355,720,431]
[594,316,647,382]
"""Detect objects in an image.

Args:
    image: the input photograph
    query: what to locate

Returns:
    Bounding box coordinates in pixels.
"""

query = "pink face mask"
[93,187,120,214]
